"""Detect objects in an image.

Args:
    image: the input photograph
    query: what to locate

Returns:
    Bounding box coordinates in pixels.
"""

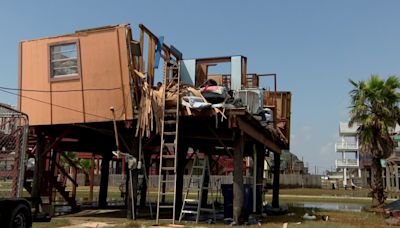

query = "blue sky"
[1,1,400,173]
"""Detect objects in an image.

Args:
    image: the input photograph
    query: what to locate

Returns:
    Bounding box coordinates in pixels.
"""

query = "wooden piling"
[233,131,244,224]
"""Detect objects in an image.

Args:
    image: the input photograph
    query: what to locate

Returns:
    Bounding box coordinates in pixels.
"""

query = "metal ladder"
[156,62,180,224]
[179,154,216,223]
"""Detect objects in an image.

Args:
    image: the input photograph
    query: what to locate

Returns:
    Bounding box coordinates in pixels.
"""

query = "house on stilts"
[18,24,291,224]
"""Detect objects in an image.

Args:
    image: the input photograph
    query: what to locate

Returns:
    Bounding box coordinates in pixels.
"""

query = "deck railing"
[335,142,358,151]
[335,159,358,167]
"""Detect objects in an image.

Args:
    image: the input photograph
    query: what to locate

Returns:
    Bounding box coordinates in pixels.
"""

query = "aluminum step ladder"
[179,154,216,223]
[156,62,180,224]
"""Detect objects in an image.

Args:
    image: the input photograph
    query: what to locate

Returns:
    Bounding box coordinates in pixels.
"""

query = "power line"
[0,88,112,121]
[0,86,122,93]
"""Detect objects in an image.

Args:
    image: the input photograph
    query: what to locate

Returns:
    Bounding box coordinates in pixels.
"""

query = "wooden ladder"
[156,62,180,224]
[179,154,216,223]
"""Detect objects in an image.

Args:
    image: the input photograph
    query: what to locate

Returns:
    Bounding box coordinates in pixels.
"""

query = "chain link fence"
[0,103,28,198]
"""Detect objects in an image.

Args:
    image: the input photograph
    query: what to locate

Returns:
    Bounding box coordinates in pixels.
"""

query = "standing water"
[290,202,365,212]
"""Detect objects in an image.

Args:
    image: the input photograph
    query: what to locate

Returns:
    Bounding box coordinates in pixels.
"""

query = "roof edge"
[20,24,130,43]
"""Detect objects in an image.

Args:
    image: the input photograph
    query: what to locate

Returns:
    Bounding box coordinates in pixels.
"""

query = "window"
[49,41,80,80]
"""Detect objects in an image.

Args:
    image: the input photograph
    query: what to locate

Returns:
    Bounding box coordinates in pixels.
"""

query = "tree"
[79,159,91,186]
[60,152,91,185]
[349,75,400,208]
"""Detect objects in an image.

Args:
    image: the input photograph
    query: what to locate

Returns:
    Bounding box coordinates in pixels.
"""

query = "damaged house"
[18,24,291,224]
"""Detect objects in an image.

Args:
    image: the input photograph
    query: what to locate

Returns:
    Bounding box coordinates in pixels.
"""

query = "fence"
[278,174,321,188]
[72,174,322,189]
[0,104,28,198]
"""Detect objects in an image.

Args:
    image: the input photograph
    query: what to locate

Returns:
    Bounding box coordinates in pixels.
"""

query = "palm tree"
[349,75,400,208]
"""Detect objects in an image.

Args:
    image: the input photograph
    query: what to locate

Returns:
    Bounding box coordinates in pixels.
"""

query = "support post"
[99,151,111,208]
[253,147,257,213]
[31,128,45,213]
[255,143,265,213]
[89,154,95,202]
[201,150,210,208]
[272,151,280,208]
[140,150,150,207]
[174,143,187,219]
[126,136,139,219]
[131,137,140,219]
[233,131,244,224]
[385,165,389,191]
[396,165,399,192]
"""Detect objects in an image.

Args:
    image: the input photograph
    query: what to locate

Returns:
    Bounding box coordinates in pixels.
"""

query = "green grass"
[278,188,370,197]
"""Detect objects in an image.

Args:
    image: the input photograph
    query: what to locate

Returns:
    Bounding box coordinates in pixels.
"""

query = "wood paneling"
[51,81,84,124]
[20,39,51,125]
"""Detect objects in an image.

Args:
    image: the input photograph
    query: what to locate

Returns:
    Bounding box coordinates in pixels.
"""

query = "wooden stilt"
[233,131,244,224]
[31,128,44,213]
[175,143,187,220]
[272,151,280,208]
[89,155,94,202]
[99,151,111,208]
[255,143,265,213]
[140,150,150,207]
[130,137,139,219]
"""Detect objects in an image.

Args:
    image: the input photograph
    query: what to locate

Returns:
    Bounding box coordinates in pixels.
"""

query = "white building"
[335,122,361,187]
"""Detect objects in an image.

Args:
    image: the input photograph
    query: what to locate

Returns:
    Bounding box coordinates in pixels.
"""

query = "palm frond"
[348,75,400,159]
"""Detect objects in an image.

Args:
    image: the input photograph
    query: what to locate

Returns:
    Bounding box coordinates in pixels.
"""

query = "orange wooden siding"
[19,25,133,125]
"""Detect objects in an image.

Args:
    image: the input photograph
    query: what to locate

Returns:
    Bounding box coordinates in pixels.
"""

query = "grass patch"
[265,195,373,205]
[278,188,370,197]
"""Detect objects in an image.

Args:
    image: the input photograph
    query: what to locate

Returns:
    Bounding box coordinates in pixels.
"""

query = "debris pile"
[135,75,286,146]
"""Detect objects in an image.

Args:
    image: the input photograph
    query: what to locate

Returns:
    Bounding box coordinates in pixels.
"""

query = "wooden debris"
[135,79,228,138]
[133,69,145,79]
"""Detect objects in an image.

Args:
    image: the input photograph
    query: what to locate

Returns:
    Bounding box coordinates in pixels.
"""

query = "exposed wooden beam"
[138,24,182,60]
[237,118,282,154]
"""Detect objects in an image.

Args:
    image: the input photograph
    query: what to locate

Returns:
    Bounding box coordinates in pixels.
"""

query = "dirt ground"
[32,188,397,228]
[31,206,391,228]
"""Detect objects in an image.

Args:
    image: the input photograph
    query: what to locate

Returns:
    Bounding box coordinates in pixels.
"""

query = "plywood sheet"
[20,40,51,125]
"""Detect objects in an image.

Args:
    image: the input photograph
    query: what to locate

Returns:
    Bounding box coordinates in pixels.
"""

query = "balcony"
[335,159,359,168]
[335,142,358,152]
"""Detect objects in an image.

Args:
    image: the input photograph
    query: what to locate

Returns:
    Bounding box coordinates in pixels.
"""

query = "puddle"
[290,202,364,212]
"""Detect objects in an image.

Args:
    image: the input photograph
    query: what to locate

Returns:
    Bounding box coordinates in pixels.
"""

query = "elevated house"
[383,131,400,192]
[18,24,291,223]
[19,24,136,211]
[335,122,371,188]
